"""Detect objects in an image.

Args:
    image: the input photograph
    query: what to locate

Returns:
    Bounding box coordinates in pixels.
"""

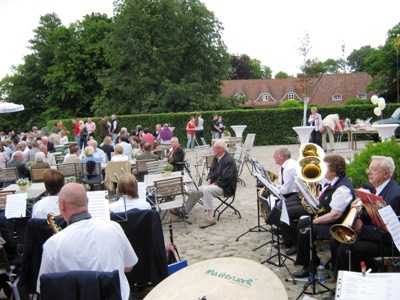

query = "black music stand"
[296,215,334,299]
[248,173,296,284]
[235,159,270,242]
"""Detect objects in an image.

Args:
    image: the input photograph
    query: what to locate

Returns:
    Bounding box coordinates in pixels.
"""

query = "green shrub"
[279,100,302,108]
[346,137,400,188]
[344,98,370,105]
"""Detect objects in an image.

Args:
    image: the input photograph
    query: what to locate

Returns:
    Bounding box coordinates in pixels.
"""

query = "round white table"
[372,124,399,141]
[144,257,288,300]
[231,125,247,137]
[292,126,314,145]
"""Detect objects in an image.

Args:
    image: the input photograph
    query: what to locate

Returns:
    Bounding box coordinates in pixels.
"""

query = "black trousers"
[295,222,331,267]
[309,130,322,148]
[331,238,399,276]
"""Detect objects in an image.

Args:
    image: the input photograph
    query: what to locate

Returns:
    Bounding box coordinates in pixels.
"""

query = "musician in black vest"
[293,155,356,278]
[332,155,400,275]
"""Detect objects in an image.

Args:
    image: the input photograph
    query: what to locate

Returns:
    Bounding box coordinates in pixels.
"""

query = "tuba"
[47,213,62,234]
[296,143,327,215]
[330,192,388,244]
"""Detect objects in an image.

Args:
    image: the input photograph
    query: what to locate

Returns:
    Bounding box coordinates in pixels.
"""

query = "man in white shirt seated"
[87,139,107,164]
[37,183,138,300]
[39,144,56,166]
[32,170,65,218]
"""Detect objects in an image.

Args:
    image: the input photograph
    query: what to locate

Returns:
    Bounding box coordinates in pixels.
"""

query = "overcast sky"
[1,0,399,80]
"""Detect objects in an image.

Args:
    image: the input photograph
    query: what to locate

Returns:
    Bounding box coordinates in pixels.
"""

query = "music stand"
[235,159,270,242]
[296,215,334,299]
[250,174,296,284]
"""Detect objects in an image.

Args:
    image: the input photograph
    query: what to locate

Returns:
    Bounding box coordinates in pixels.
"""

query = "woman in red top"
[186,116,195,150]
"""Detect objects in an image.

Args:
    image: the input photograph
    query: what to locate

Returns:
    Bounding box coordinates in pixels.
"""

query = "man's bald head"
[59,183,88,221]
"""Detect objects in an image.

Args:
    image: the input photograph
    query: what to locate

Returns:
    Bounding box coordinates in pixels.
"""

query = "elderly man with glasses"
[174,139,237,228]
[331,155,400,275]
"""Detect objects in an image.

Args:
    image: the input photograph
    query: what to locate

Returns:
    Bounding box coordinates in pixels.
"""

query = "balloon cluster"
[371,95,386,117]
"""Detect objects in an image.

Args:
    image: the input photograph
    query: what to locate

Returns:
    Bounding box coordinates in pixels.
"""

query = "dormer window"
[357,93,367,99]
[262,94,269,102]
[332,94,342,101]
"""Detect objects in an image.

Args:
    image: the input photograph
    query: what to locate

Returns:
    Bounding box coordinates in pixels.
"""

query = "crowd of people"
[2,109,398,299]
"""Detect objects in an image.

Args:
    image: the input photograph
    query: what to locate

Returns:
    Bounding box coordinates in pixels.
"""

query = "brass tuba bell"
[330,202,362,244]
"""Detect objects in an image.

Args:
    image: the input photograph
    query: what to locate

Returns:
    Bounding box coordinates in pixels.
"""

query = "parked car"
[371,107,400,141]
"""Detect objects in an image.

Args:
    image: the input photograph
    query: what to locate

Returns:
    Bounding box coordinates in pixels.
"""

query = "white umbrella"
[0,101,24,113]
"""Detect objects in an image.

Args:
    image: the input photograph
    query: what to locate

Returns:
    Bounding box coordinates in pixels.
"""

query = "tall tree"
[347,45,374,72]
[43,13,112,119]
[365,23,400,102]
[96,0,230,114]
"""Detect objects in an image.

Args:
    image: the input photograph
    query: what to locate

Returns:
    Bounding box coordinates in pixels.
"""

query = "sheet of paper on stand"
[5,193,27,218]
[138,182,147,201]
[254,174,284,201]
[295,177,319,212]
[378,205,400,252]
[87,191,110,221]
[336,271,400,299]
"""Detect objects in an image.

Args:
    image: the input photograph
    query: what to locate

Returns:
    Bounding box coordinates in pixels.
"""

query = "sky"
[0,0,399,80]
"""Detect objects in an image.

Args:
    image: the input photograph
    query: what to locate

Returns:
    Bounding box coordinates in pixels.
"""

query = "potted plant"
[163,164,174,176]
[16,178,30,191]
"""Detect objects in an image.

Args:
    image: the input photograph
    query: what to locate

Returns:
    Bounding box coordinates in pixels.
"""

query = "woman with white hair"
[31,152,51,169]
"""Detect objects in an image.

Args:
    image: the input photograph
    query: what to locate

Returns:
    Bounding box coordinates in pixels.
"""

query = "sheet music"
[87,191,110,221]
[138,182,147,201]
[5,193,27,219]
[378,206,400,252]
[336,270,400,299]
[255,174,284,200]
[295,177,319,212]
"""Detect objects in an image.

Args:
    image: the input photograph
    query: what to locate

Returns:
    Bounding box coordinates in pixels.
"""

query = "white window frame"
[262,94,269,102]
[332,94,342,101]
[288,93,295,100]
[357,93,367,99]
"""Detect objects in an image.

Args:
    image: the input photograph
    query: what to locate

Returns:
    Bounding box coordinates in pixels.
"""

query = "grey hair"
[371,155,395,176]
[277,146,291,159]
[35,152,46,162]
[11,151,24,160]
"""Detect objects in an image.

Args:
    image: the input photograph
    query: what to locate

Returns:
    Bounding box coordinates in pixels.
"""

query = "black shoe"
[285,246,297,255]
[293,266,309,278]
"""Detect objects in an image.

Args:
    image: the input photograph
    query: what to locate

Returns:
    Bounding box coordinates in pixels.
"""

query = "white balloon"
[371,95,379,104]
[378,98,386,110]
[374,107,382,116]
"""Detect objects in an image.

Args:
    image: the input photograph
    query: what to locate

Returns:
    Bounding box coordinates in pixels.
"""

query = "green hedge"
[48,104,400,146]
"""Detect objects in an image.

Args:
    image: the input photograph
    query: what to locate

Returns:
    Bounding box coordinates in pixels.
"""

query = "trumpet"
[47,213,63,234]
[330,194,388,244]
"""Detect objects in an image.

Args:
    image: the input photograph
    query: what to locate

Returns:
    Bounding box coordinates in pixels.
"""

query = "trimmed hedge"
[48,104,400,146]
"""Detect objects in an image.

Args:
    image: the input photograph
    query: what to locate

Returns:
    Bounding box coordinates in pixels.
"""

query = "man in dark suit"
[137,142,159,161]
[332,155,400,274]
[41,136,55,153]
[7,151,31,181]
[166,137,185,172]
[182,139,237,228]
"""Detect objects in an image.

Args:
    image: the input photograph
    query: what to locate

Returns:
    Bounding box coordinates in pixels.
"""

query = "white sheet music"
[336,270,400,299]
[255,174,284,201]
[378,206,400,252]
[138,182,147,201]
[5,193,27,219]
[87,191,110,221]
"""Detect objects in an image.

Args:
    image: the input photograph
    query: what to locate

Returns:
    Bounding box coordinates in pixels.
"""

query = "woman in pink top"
[186,116,195,150]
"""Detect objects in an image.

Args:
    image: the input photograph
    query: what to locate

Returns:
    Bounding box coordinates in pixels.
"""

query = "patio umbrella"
[0,101,24,113]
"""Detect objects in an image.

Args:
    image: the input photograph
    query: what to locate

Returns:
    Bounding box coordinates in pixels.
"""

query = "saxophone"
[47,213,62,234]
